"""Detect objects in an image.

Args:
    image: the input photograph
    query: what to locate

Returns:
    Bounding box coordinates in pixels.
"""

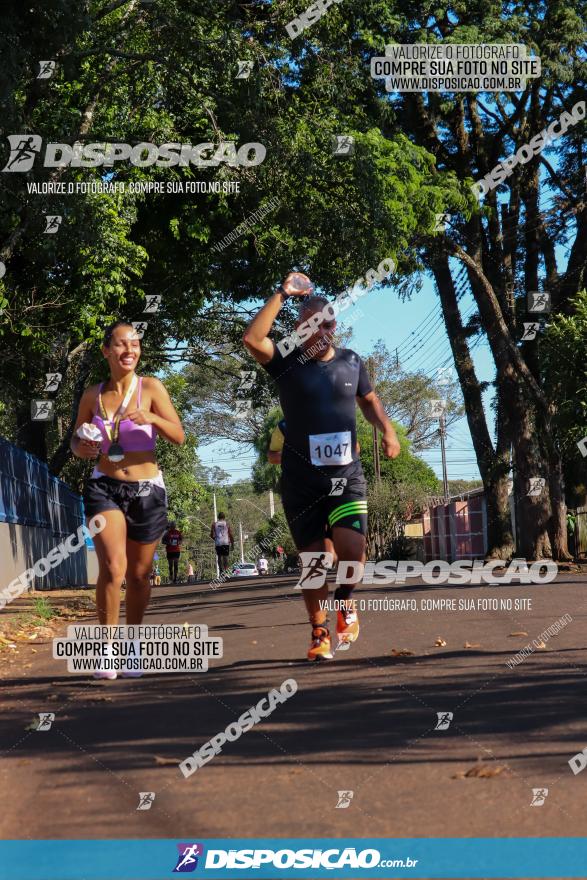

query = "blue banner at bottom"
[1,838,586,879]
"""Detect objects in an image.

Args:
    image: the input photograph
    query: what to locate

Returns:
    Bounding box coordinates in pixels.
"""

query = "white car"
[230,562,259,578]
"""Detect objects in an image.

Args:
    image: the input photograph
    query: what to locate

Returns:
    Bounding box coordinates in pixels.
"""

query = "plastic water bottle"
[289,272,314,294]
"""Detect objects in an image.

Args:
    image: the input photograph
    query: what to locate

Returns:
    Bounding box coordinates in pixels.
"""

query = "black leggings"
[167,554,180,582]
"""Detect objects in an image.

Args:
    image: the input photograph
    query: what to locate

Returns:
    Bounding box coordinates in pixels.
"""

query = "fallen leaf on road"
[464,642,481,649]
[453,762,511,779]
[251,640,258,645]
[434,638,447,647]
[509,631,528,637]
[154,755,181,766]
[535,640,547,649]
[391,648,414,657]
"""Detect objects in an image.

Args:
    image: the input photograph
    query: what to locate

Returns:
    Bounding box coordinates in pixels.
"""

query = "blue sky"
[199,274,496,485]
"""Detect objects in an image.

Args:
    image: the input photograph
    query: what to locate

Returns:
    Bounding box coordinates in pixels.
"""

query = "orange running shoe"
[336,605,360,649]
[307,625,333,661]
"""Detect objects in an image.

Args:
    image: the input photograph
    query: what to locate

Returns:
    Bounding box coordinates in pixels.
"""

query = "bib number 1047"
[309,431,352,466]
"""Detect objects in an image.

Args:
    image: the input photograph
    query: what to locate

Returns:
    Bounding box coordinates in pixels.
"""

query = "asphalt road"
[1,571,587,851]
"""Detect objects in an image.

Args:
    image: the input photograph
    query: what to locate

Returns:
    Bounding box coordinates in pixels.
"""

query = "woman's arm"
[126,377,185,445]
[70,387,102,459]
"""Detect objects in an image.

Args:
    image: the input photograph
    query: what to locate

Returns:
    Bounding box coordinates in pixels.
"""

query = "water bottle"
[289,272,314,294]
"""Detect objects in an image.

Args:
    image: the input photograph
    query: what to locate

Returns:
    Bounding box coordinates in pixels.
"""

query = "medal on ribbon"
[98,374,138,463]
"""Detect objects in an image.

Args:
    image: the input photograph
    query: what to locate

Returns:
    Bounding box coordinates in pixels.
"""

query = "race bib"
[309,431,353,466]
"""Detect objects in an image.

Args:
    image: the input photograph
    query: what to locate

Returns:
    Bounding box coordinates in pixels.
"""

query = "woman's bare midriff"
[95,450,159,480]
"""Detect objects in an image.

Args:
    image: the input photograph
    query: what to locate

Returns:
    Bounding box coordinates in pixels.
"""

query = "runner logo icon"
[3,135,42,172]
[173,843,204,872]
[296,552,333,589]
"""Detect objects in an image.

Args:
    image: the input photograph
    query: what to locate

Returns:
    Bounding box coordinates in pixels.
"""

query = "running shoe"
[121,639,144,678]
[93,642,117,679]
[336,606,360,648]
[93,668,117,680]
[307,625,333,661]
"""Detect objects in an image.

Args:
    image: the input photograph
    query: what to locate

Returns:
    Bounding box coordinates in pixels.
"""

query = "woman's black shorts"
[83,476,167,543]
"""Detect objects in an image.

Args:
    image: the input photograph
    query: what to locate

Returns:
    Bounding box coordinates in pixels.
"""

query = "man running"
[243,272,400,660]
[211,512,234,573]
[162,521,182,583]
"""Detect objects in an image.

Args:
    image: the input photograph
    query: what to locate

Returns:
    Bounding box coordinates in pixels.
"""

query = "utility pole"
[212,491,219,577]
[239,521,245,563]
[367,357,381,482]
[439,411,449,503]
[269,489,275,518]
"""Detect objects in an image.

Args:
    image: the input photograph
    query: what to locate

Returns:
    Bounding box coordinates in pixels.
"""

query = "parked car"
[230,562,259,578]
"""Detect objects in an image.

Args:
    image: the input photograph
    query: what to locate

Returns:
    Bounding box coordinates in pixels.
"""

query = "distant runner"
[244,272,400,660]
[162,521,183,583]
[211,512,234,574]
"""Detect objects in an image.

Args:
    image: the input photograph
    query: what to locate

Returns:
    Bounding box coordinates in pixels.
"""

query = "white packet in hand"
[76,422,103,443]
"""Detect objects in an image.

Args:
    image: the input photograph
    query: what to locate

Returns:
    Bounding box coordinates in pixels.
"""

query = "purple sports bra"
[91,377,157,453]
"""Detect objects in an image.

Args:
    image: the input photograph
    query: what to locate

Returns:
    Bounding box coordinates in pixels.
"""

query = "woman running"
[72,320,185,678]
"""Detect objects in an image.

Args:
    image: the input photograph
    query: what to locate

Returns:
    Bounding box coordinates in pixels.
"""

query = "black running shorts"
[281,461,368,550]
[83,476,167,543]
[215,544,230,557]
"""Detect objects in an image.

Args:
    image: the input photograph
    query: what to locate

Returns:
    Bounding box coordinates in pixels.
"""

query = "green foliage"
[542,290,587,504]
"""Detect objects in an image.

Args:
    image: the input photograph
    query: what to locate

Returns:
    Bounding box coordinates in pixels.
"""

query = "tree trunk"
[431,256,514,558]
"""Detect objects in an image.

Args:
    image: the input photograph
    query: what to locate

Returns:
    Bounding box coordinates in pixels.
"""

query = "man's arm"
[357,391,401,459]
[242,272,312,365]
[228,525,235,547]
[210,524,215,540]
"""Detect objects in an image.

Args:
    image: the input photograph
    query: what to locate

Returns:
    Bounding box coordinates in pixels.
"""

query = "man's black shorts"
[280,461,367,550]
[215,544,230,557]
[83,476,167,544]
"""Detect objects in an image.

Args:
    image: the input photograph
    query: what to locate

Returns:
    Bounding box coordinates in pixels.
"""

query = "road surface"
[1,572,586,847]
